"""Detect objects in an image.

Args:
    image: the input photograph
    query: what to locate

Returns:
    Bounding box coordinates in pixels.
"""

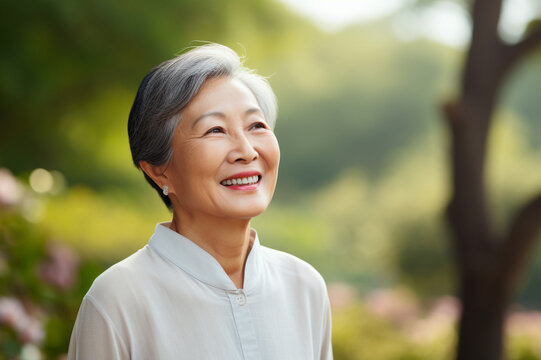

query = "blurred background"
[1,0,541,359]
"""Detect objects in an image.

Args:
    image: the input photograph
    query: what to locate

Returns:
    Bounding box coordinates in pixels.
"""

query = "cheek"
[266,136,280,170]
[168,147,217,194]
[185,142,225,175]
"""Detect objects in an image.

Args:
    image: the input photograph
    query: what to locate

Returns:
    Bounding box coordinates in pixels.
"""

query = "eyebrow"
[191,108,263,128]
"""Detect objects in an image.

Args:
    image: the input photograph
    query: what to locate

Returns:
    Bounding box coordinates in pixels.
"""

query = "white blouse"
[68,223,333,359]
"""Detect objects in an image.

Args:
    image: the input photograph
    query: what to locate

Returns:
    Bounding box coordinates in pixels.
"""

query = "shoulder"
[259,245,328,294]
[84,246,156,307]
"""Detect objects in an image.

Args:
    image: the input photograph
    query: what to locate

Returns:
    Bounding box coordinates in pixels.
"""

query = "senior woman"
[68,43,332,360]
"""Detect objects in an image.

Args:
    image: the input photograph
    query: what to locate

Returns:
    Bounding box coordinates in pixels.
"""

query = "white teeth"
[221,176,260,186]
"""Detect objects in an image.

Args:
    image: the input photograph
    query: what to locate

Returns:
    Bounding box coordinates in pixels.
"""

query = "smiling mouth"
[220,175,261,186]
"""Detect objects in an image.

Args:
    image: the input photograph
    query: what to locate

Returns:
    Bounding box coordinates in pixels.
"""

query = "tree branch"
[502,26,541,75]
[498,191,541,296]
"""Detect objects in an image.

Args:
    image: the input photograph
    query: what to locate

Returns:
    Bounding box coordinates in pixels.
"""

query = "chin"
[225,203,269,220]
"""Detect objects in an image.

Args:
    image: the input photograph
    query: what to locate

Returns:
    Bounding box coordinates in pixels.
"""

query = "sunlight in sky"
[500,0,541,42]
[392,1,471,48]
[279,0,405,32]
[278,0,540,48]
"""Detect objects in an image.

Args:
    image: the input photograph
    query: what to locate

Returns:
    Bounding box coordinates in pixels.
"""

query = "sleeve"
[68,295,129,360]
[319,293,333,360]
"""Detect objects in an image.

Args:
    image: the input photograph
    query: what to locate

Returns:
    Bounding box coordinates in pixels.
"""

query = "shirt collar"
[148,223,262,292]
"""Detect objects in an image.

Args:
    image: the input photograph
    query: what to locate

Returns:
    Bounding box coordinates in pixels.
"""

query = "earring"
[162,185,168,196]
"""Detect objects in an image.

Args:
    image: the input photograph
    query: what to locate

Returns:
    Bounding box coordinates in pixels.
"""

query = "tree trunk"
[457,274,506,360]
[443,0,541,358]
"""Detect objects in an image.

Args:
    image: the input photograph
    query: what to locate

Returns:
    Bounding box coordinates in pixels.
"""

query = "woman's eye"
[251,122,268,130]
[205,127,224,135]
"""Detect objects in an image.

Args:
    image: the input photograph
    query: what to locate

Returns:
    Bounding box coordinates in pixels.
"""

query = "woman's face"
[164,76,280,221]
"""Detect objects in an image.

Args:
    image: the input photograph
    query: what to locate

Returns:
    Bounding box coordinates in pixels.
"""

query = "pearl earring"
[162,185,168,196]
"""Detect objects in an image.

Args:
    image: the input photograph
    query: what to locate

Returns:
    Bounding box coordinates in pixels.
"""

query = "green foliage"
[272,26,461,194]
[331,287,458,360]
[41,185,169,261]
[0,0,305,186]
[331,289,541,360]
[0,201,106,359]
[502,55,541,149]
[252,204,332,270]
[518,246,541,308]
[525,19,541,36]
[333,305,426,360]
[393,220,454,297]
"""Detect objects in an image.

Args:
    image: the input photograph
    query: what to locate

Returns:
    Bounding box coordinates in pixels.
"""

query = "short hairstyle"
[127,44,277,209]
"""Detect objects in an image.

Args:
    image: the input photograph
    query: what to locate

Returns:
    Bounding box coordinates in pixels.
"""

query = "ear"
[139,160,169,190]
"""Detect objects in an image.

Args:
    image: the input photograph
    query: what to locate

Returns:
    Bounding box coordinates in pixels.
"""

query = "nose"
[227,132,258,164]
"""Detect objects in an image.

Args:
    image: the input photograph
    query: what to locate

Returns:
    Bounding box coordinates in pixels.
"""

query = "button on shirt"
[68,223,333,360]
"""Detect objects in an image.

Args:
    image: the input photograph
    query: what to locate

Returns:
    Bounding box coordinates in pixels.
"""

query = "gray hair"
[128,44,277,209]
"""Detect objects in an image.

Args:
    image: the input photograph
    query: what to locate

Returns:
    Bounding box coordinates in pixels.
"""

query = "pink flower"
[0,297,45,345]
[364,288,419,327]
[19,317,46,344]
[0,297,27,328]
[506,310,541,338]
[328,282,358,311]
[38,243,80,290]
[428,296,460,323]
[408,296,460,343]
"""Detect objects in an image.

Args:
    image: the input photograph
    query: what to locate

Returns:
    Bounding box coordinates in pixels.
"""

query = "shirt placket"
[227,289,260,360]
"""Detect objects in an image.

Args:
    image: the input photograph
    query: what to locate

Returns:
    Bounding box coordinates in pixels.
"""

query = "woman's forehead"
[180,77,261,122]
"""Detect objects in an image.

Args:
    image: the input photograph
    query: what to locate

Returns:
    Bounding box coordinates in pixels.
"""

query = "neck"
[170,213,253,289]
